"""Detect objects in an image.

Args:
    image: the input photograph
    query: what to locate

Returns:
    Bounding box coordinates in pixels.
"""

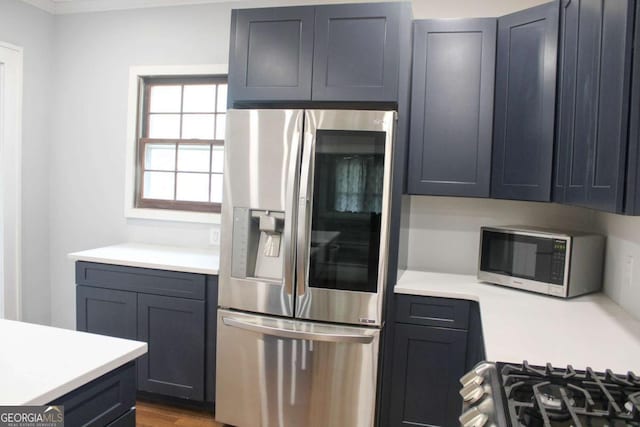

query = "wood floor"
[136,400,224,427]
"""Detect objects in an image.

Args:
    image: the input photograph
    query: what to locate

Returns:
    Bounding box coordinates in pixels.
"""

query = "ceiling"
[21,0,244,14]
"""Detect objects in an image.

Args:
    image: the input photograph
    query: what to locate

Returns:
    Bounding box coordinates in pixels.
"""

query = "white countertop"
[0,319,147,405]
[68,243,219,275]
[395,270,640,373]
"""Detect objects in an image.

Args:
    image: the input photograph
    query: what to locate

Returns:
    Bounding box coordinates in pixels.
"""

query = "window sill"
[125,207,220,224]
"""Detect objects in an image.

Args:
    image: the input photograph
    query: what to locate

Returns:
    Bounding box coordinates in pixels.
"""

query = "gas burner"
[536,383,575,410]
[497,361,640,426]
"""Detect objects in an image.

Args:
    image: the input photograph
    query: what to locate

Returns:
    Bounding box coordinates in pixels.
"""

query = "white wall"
[593,213,640,319]
[0,0,54,325]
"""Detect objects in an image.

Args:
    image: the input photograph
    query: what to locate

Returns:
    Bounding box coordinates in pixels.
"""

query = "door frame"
[0,41,23,320]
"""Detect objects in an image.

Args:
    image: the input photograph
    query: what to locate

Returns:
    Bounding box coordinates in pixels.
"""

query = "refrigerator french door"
[217,109,395,427]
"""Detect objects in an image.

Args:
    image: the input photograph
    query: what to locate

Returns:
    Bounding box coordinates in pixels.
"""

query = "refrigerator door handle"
[296,126,314,298]
[283,114,303,297]
[222,316,375,344]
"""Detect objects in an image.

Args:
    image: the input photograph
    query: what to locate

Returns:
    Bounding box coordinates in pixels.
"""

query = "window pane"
[145,143,176,171]
[183,85,216,113]
[149,85,181,113]
[176,173,209,202]
[211,146,224,173]
[216,84,227,113]
[182,114,215,139]
[215,114,226,140]
[143,171,175,200]
[211,173,223,203]
[178,144,211,172]
[149,114,180,138]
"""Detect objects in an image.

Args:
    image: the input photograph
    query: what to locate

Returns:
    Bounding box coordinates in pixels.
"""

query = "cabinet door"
[312,3,401,102]
[554,0,634,212]
[388,324,468,427]
[625,4,640,215]
[228,7,315,104]
[76,286,137,340]
[137,294,205,400]
[492,2,559,202]
[407,19,496,197]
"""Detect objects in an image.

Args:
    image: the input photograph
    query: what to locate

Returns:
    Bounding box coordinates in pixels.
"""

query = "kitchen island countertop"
[68,243,219,275]
[395,270,640,373]
[0,319,147,405]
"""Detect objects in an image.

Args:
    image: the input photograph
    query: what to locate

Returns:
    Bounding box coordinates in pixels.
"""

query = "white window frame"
[124,64,228,224]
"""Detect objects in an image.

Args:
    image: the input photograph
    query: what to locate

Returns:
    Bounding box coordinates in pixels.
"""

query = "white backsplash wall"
[400,196,597,274]
[594,213,640,319]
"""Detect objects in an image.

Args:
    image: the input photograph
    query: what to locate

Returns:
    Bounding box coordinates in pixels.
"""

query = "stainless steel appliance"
[216,109,395,427]
[459,361,640,426]
[478,226,605,298]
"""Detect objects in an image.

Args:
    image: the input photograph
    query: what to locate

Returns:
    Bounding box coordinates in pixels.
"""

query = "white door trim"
[0,41,23,320]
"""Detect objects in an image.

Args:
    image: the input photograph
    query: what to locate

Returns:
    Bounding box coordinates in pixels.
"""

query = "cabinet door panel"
[228,7,315,103]
[388,324,467,427]
[492,2,559,201]
[408,19,496,197]
[555,0,634,212]
[312,3,400,101]
[77,286,137,340]
[137,294,205,400]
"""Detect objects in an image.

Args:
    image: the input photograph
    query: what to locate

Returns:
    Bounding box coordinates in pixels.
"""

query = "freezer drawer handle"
[222,316,375,344]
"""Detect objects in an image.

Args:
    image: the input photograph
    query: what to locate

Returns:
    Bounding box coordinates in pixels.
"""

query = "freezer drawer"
[215,309,380,427]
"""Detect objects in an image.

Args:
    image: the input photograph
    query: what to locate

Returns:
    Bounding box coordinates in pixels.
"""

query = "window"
[135,76,227,213]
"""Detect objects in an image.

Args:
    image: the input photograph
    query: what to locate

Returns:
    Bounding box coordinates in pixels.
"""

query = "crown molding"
[20,0,244,15]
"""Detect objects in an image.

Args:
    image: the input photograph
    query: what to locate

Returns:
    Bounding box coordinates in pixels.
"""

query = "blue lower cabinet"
[388,324,468,427]
[136,294,205,400]
[75,262,217,404]
[50,362,136,427]
[384,295,481,427]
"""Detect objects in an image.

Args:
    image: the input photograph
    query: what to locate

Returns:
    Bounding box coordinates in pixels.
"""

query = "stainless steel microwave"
[478,226,605,298]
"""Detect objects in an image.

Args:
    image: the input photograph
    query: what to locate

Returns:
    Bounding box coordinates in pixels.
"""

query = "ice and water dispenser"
[231,208,285,281]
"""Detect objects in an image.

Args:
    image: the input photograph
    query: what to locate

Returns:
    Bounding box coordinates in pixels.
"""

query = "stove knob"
[460,383,485,404]
[460,370,484,387]
[459,407,488,427]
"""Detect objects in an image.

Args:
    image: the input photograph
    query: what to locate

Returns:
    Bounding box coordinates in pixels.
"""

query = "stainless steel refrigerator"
[216,109,395,427]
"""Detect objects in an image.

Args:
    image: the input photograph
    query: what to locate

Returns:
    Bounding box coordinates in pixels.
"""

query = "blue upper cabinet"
[491,2,559,202]
[626,3,640,215]
[407,19,496,197]
[228,3,409,105]
[228,6,315,103]
[312,3,402,102]
[554,0,635,213]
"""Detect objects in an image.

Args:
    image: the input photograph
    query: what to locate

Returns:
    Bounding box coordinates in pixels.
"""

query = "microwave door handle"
[296,130,314,298]
[283,114,303,298]
[222,316,375,344]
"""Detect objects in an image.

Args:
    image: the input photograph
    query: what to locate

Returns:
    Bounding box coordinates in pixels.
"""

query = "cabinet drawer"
[395,295,470,330]
[76,262,205,300]
[50,362,136,427]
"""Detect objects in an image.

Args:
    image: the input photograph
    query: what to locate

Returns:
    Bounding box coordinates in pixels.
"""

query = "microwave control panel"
[550,239,567,285]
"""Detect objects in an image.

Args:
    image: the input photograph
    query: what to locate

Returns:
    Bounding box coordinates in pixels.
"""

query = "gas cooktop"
[460,361,640,427]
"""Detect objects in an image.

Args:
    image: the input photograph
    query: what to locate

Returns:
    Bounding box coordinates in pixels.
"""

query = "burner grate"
[499,361,640,427]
